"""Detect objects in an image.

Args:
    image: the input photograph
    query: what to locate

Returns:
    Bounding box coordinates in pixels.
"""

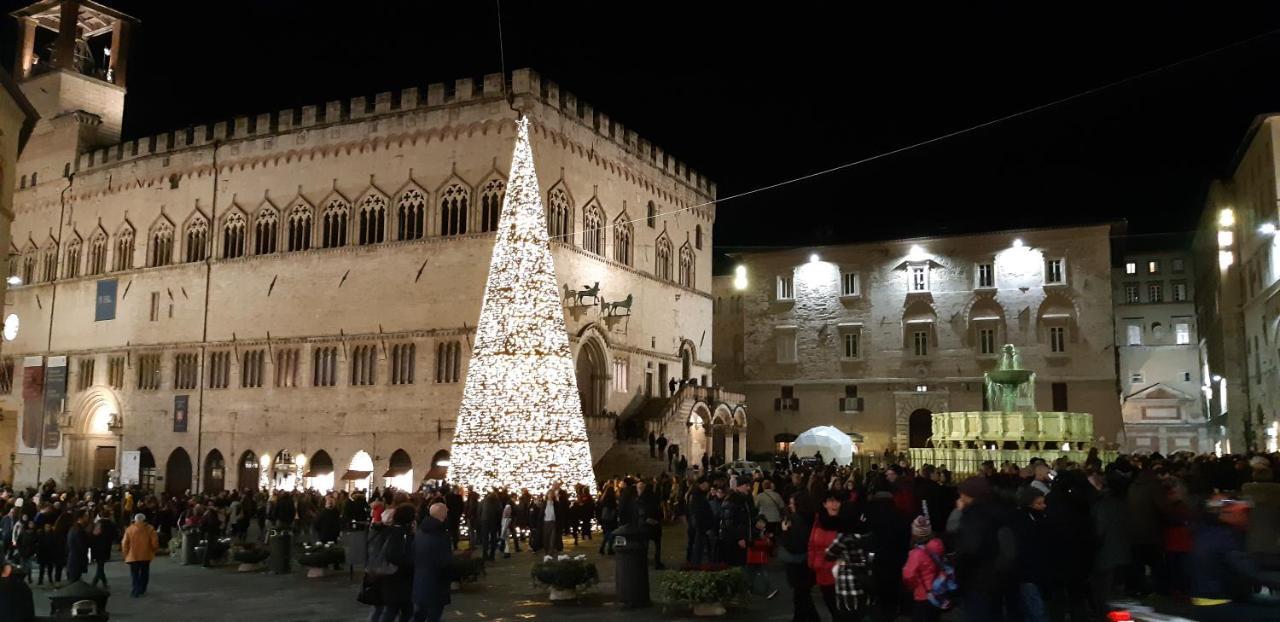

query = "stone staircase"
[591,385,750,479]
[593,439,671,479]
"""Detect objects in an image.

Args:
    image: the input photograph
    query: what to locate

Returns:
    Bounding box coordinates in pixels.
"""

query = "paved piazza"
[24,529,795,622]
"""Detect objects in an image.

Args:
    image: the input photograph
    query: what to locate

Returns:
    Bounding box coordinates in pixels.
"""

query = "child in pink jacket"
[902,514,947,622]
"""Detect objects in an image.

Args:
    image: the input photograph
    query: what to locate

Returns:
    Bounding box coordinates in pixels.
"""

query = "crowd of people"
[0,449,1277,621]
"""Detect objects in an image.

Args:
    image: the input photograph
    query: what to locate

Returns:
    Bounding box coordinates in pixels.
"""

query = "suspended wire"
[597,26,1280,233]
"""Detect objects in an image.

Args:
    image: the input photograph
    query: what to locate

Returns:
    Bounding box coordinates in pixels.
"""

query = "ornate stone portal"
[909,345,1113,472]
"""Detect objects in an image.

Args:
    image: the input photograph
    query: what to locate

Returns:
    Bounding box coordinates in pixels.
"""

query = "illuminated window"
[1049,326,1067,353]
[1173,281,1188,302]
[1127,324,1142,346]
[1148,282,1163,303]
[841,272,860,296]
[1045,259,1065,284]
[777,275,794,300]
[910,265,929,292]
[1125,262,1137,275]
[776,329,797,363]
[1148,260,1160,274]
[1175,322,1191,345]
[977,263,994,288]
[979,328,996,355]
[912,331,929,356]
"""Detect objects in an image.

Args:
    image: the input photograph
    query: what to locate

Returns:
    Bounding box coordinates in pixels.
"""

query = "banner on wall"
[41,356,66,456]
[120,450,140,486]
[18,356,43,454]
[174,395,189,433]
[95,279,118,321]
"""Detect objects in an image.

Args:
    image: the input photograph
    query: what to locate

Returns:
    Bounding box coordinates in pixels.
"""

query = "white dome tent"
[792,426,856,466]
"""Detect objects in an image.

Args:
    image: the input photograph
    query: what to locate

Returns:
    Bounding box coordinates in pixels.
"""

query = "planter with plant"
[658,565,747,616]
[297,542,345,578]
[232,543,270,572]
[530,555,599,601]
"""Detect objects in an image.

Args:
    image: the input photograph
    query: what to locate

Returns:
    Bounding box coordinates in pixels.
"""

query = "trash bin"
[47,580,110,621]
[611,524,650,608]
[268,529,292,574]
[180,530,199,565]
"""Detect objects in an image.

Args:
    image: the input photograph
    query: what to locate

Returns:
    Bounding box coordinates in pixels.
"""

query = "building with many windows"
[1113,240,1206,453]
[2,1,734,493]
[714,224,1122,457]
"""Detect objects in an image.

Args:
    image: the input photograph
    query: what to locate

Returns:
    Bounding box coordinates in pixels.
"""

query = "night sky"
[6,1,1280,264]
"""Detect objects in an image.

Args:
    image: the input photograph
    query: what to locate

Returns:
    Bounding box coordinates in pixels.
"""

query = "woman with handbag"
[781,492,821,622]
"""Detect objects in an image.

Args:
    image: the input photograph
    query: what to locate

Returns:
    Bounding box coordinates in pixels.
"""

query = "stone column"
[14,17,36,79]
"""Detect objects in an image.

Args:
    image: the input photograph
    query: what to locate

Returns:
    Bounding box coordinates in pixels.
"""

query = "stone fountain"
[908,344,1112,472]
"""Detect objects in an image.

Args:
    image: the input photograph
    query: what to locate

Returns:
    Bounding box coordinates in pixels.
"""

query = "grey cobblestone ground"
[25,528,796,622]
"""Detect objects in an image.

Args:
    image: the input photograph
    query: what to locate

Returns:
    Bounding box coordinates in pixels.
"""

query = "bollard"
[268,529,293,574]
[611,524,651,608]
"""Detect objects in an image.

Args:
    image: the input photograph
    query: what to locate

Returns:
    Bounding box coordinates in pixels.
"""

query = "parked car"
[716,460,762,477]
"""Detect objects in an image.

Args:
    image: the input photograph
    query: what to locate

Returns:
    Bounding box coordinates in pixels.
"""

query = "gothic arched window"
[480,179,505,233]
[223,212,246,258]
[321,198,349,248]
[254,206,279,255]
[358,194,387,245]
[583,201,605,256]
[547,186,571,242]
[439,184,469,236]
[184,215,209,263]
[397,188,426,241]
[287,202,313,252]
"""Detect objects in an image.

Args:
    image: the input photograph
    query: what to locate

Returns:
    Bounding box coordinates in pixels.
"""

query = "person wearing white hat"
[121,513,159,598]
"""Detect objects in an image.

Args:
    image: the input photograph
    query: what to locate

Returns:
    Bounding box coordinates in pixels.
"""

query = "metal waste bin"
[611,524,650,607]
[268,529,292,574]
[180,530,198,565]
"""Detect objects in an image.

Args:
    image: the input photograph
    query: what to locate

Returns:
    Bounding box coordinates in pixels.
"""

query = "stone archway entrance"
[203,449,225,493]
[165,447,192,498]
[688,406,709,467]
[65,389,122,489]
[908,409,933,449]
[681,344,693,381]
[237,450,259,491]
[893,390,949,452]
[575,338,607,418]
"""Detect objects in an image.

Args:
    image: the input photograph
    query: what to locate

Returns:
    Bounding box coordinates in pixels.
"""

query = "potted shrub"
[232,543,270,572]
[530,555,599,601]
[658,564,747,616]
[297,542,345,578]
[449,550,485,591]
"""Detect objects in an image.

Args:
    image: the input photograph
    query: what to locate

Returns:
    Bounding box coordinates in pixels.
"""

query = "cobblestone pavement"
[23,527,797,622]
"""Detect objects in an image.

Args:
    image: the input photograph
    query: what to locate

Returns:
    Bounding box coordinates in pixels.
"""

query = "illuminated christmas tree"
[448,116,597,496]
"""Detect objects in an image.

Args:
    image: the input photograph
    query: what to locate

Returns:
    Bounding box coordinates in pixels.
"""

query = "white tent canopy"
[792,426,855,465]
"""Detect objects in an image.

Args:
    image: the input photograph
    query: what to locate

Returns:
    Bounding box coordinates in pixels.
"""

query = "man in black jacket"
[719,480,755,567]
[687,478,715,565]
[65,512,90,582]
[412,503,454,622]
[631,480,665,569]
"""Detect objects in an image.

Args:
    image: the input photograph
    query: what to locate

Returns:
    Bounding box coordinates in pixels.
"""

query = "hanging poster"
[41,356,66,456]
[18,356,43,454]
[120,450,141,486]
[174,395,189,433]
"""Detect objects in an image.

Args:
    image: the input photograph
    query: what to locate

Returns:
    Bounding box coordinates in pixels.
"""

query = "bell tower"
[10,0,138,147]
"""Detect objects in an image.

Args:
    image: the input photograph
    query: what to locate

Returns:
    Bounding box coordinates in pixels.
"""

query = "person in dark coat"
[649,431,657,458]
[90,512,118,588]
[479,491,502,561]
[0,561,35,622]
[411,503,454,622]
[375,505,416,622]
[315,498,342,543]
[719,480,755,568]
[444,487,464,550]
[955,476,1019,621]
[782,492,820,622]
[65,512,90,583]
[1012,486,1052,622]
[273,492,296,531]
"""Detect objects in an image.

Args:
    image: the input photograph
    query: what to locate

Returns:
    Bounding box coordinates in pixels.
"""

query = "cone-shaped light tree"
[448,116,597,496]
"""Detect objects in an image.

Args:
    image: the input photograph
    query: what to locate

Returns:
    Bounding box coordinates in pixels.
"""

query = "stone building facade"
[714,225,1123,457]
[1113,243,1207,453]
[2,2,726,492]
[1197,114,1280,454]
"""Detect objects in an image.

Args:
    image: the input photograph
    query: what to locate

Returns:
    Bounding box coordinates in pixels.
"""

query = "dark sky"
[6,1,1280,259]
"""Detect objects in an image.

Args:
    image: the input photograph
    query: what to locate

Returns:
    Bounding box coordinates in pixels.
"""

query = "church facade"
[3,1,731,493]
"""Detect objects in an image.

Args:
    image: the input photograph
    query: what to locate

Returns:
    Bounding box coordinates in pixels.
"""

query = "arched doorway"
[688,408,708,467]
[384,449,413,491]
[344,450,374,491]
[271,449,302,491]
[575,338,607,418]
[164,447,192,498]
[237,450,259,491]
[908,409,933,449]
[306,450,335,493]
[426,450,450,482]
[203,449,225,494]
[712,426,726,460]
[139,446,157,492]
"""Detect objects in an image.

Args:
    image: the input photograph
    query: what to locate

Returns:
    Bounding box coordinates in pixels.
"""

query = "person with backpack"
[363,506,416,622]
[903,513,952,622]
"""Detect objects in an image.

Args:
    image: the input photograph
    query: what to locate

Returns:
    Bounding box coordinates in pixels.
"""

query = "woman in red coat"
[808,492,847,621]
